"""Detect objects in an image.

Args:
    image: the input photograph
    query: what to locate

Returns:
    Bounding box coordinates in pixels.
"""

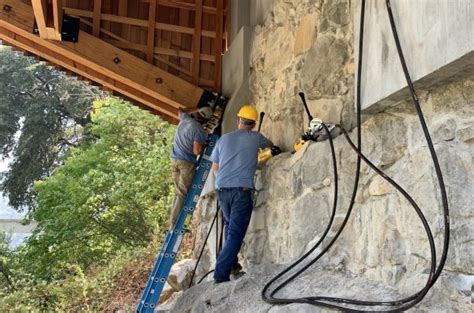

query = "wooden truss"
[0,0,229,123]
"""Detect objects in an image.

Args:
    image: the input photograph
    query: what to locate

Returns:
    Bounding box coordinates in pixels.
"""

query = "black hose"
[385,0,450,291]
[262,0,365,305]
[195,211,224,285]
[263,122,438,311]
[189,201,225,287]
[218,210,224,252]
[261,122,339,300]
[261,0,450,311]
[197,269,215,284]
[215,207,219,257]
[188,204,219,288]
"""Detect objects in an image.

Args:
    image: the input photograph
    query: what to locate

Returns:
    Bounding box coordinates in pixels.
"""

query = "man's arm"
[193,141,204,156]
[259,134,274,149]
[211,162,219,175]
[210,139,220,174]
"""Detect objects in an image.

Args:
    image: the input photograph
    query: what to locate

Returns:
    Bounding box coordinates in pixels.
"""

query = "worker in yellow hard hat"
[210,104,273,283]
[236,104,259,122]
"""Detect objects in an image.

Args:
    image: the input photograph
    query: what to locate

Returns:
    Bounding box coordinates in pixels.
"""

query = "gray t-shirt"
[210,129,273,189]
[170,112,207,164]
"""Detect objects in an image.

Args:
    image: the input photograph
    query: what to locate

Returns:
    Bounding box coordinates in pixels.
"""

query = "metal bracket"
[61,13,80,42]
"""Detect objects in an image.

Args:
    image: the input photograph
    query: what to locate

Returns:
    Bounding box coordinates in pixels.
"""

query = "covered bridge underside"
[0,0,229,123]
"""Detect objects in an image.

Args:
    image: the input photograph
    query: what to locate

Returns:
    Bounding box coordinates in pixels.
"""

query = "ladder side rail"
[138,134,218,312]
[139,157,208,304]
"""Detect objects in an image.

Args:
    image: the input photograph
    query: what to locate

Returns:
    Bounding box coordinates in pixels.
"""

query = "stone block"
[456,125,474,143]
[433,117,457,142]
[368,176,391,196]
[382,230,406,266]
[248,208,266,232]
[167,259,196,291]
[263,26,295,79]
[301,35,349,98]
[293,11,320,56]
[158,281,175,304]
[269,303,325,313]
[244,231,266,264]
[304,98,344,125]
[324,0,350,26]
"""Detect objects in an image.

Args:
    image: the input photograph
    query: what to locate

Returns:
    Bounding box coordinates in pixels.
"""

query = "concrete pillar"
[355,0,474,112]
[221,26,252,134]
[230,0,250,42]
[250,0,274,26]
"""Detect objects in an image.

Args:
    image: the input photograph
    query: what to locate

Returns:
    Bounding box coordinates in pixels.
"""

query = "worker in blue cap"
[169,106,213,225]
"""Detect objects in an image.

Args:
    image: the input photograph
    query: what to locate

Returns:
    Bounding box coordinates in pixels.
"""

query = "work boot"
[230,263,245,280]
[231,271,246,280]
[230,262,243,276]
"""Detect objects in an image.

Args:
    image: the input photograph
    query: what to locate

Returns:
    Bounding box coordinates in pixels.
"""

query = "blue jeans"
[214,188,253,282]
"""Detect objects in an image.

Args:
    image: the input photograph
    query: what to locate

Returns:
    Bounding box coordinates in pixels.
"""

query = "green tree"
[20,98,174,279]
[0,232,15,292]
[0,46,105,209]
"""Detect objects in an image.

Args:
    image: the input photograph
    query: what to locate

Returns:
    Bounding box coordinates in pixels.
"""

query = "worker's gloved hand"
[258,146,281,165]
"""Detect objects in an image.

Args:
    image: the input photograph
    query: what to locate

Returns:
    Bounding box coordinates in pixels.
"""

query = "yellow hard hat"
[237,104,258,122]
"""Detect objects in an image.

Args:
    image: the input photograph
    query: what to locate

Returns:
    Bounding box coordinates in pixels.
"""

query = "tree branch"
[57,138,78,147]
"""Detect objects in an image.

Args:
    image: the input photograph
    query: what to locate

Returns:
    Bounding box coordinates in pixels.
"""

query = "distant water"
[0,195,34,249]
[0,158,34,249]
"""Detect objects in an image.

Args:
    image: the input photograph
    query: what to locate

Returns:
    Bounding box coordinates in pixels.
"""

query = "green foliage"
[0,47,177,311]
[17,97,174,279]
[0,244,154,311]
[0,46,105,209]
[0,232,16,293]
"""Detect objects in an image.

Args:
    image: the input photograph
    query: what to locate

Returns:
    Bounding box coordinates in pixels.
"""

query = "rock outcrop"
[169,263,472,313]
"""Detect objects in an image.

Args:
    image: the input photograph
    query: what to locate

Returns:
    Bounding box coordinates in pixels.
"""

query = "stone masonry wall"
[249,0,355,152]
[191,0,473,301]
[245,77,474,294]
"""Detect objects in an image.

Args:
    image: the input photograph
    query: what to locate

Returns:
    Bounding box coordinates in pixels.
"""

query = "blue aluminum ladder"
[137,99,225,312]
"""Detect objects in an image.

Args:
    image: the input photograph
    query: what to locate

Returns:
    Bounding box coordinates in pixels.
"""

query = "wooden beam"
[225,0,231,50]
[118,0,130,40]
[102,38,215,62]
[0,0,204,113]
[198,78,214,88]
[192,0,203,85]
[92,0,102,37]
[146,0,157,63]
[154,55,191,76]
[80,16,209,70]
[214,0,224,91]
[0,26,179,122]
[31,0,47,35]
[103,38,146,51]
[52,0,62,38]
[80,19,125,43]
[63,8,217,38]
[177,9,191,80]
[141,0,227,15]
